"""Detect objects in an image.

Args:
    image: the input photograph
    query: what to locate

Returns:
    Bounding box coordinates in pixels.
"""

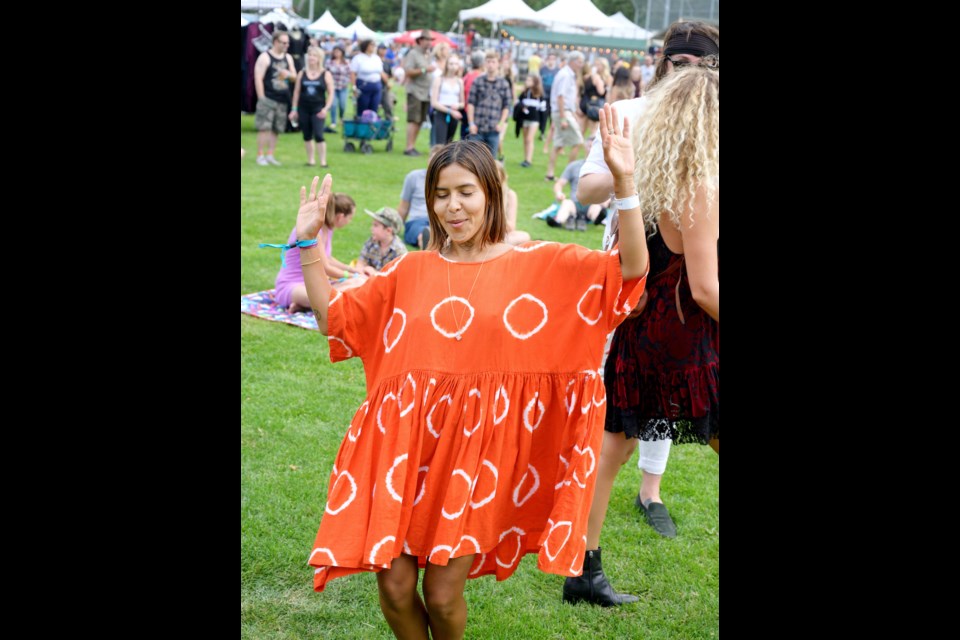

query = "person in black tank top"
[291,46,334,167]
[254,31,295,165]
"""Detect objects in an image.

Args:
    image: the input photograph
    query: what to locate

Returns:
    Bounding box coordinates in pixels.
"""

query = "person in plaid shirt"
[466,50,512,158]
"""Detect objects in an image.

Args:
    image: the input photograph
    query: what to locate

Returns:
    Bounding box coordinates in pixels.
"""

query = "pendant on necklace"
[456,335,462,341]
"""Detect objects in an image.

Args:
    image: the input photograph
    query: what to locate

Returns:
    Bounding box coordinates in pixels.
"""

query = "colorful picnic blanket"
[241,289,318,331]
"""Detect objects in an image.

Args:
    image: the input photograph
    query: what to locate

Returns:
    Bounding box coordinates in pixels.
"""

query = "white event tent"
[458,0,542,25]
[336,16,378,41]
[534,0,621,31]
[306,9,346,35]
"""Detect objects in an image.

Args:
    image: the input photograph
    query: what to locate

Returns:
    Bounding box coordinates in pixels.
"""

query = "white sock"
[638,438,671,476]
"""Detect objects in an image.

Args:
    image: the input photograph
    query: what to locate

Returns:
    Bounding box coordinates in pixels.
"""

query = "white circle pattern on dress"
[469,459,498,509]
[544,519,572,561]
[327,335,352,358]
[385,454,408,502]
[383,308,407,353]
[512,464,540,506]
[429,296,476,339]
[427,394,453,438]
[496,527,526,568]
[309,547,337,566]
[524,393,545,432]
[398,374,417,417]
[369,535,396,564]
[493,385,510,424]
[441,469,472,520]
[325,468,357,515]
[463,388,483,437]
[577,284,603,325]
[503,293,548,340]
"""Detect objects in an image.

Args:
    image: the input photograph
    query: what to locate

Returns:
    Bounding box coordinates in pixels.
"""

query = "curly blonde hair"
[631,65,718,230]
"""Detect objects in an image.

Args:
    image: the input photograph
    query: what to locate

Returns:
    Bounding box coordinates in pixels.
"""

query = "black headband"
[662,32,719,57]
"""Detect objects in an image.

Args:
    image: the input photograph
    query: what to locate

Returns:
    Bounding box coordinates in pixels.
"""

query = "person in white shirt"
[349,39,386,117]
[545,51,585,182]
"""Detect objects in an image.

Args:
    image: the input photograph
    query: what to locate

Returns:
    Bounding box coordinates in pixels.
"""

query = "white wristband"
[613,194,640,211]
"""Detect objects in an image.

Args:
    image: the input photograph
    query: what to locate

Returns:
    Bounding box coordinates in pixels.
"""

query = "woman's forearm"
[300,246,332,334]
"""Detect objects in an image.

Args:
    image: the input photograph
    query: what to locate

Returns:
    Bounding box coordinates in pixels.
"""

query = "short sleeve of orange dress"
[311,241,646,591]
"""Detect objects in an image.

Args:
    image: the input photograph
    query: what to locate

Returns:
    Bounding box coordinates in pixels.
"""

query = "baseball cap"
[365,207,404,234]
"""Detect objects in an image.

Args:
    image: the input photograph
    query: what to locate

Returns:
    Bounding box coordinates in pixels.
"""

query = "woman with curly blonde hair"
[631,65,718,233]
[562,64,718,608]
[574,20,718,552]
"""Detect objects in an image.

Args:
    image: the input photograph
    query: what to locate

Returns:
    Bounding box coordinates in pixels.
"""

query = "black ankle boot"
[562,547,639,607]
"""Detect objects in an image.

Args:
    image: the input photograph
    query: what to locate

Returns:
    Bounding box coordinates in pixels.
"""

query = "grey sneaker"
[635,495,677,538]
[265,155,282,166]
[256,155,269,166]
[564,216,576,231]
[576,218,587,231]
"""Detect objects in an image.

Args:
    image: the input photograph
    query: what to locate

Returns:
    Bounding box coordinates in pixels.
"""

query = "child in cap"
[357,206,408,273]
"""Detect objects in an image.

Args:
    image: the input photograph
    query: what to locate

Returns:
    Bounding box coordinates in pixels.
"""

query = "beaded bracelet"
[258,238,319,267]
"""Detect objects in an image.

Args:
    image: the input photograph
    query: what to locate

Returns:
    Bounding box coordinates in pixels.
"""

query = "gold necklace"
[446,245,492,341]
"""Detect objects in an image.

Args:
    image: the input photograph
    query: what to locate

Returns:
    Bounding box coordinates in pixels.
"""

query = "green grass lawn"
[241,96,719,638]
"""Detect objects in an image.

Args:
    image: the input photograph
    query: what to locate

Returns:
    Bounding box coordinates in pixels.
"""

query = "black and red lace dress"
[604,231,719,444]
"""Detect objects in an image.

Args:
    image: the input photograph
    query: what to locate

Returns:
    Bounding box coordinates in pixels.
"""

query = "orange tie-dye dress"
[309,241,646,591]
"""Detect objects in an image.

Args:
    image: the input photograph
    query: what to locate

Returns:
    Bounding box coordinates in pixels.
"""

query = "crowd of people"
[251,27,667,176]
[248,18,718,640]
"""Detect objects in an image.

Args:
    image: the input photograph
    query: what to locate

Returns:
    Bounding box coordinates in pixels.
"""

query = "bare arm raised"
[297,175,335,334]
[598,103,647,281]
[576,171,614,205]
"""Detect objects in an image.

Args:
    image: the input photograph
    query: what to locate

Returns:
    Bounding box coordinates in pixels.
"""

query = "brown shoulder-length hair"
[526,72,543,98]
[424,140,505,251]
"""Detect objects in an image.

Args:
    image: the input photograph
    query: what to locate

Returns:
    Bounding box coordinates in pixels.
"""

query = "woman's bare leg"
[421,554,475,640]
[287,285,312,313]
[376,554,429,640]
[586,431,638,549]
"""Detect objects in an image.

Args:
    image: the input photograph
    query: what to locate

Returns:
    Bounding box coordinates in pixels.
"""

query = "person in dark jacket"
[514,73,547,168]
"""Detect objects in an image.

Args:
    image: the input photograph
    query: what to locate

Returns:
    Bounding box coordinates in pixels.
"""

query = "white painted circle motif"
[503,293,548,340]
[383,308,407,353]
[429,296,475,339]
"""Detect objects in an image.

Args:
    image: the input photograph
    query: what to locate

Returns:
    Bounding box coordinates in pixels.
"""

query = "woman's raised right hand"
[296,174,332,241]
[598,104,634,184]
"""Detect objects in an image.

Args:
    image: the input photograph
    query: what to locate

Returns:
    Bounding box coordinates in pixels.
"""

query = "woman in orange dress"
[295,136,648,639]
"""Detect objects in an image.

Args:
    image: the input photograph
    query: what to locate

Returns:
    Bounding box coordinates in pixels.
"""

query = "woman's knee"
[422,586,462,619]
[601,431,637,467]
[377,566,419,607]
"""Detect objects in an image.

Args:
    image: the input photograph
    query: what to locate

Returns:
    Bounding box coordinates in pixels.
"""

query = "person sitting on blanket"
[356,207,408,274]
[275,192,365,312]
